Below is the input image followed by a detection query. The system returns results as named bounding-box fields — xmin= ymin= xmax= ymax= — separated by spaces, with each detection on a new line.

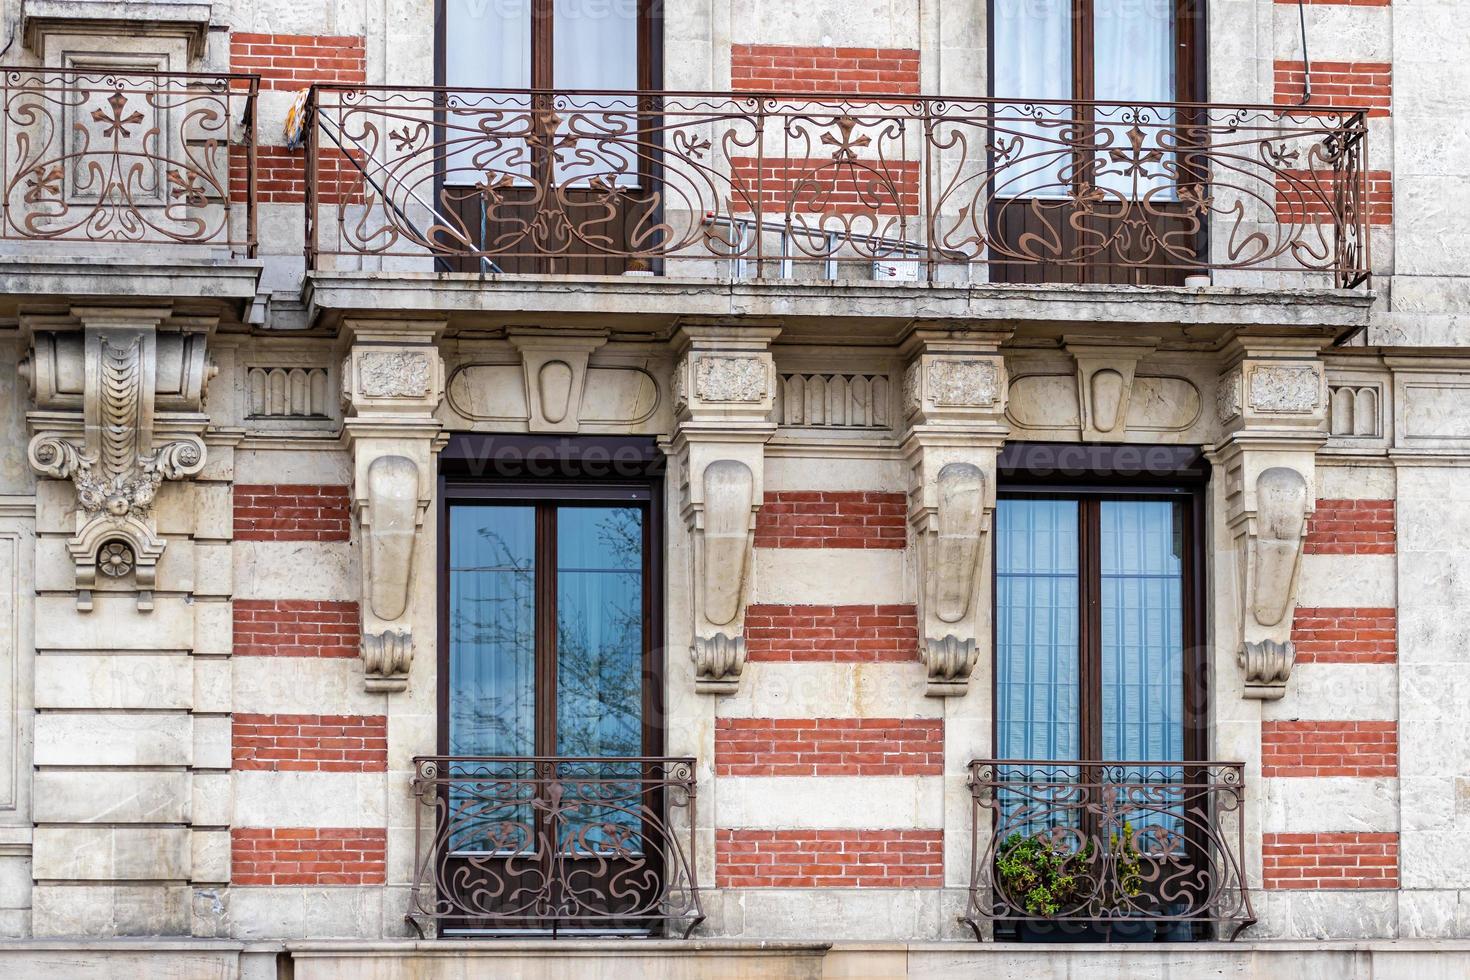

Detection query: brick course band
xmin=1304 ymin=499 xmax=1396 ymax=554
xmin=715 ymin=717 xmax=943 ymax=777
xmin=232 ymin=828 xmax=387 ymax=886
xmin=1274 ymin=61 xmax=1391 ymax=117
xmin=1292 ymin=607 xmax=1396 ymax=663
xmin=731 ymin=44 xmax=920 ymax=95
xmin=754 ymin=492 xmax=907 ymax=549
xmin=1261 ymin=721 xmax=1397 ymax=778
xmin=716 ymin=829 xmax=943 ymax=888
xmin=745 ymin=604 xmax=919 ymax=663
xmin=233 ymin=713 xmax=387 ymax=773
xmin=234 ymin=484 xmax=351 ymax=541
xmin=233 ymin=600 xmax=360 ymax=658
xmin=1262 ymin=832 xmax=1398 ymax=890
xmin=230 ymin=33 xmax=367 ymax=92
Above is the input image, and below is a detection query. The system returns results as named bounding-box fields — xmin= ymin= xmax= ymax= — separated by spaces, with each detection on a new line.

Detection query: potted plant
xmin=995 ymin=823 xmax=1154 ymax=943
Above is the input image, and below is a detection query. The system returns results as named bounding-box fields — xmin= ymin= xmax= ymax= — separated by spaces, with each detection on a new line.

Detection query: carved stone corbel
xmin=1237 ymin=466 xmax=1310 ymax=698
xmin=671 ymin=319 xmax=779 ymax=694
xmin=22 ymin=310 xmax=214 ymax=610
xmin=342 ymin=320 xmax=446 ymax=693
xmin=507 ymin=328 xmax=608 ymax=432
xmin=901 ymin=323 xmax=1010 ymax=697
xmin=1215 ymin=332 xmax=1327 ymax=700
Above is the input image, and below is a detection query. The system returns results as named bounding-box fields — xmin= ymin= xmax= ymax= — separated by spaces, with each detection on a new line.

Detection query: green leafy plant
xmin=996 ymin=823 xmax=1146 ymax=918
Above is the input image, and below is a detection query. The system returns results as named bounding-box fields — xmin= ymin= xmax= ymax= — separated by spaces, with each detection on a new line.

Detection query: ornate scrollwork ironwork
xmin=2 ymin=69 xmax=257 ymax=251
xmin=406 ymin=755 xmax=704 ymax=939
xmin=962 ymin=759 xmax=1256 ymax=941
xmin=306 ymin=86 xmax=1369 ymax=286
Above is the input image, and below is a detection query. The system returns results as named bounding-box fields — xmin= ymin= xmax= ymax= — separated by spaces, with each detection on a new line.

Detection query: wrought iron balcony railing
xmin=306 ymin=86 xmax=1369 ymax=288
xmin=963 ymin=760 xmax=1255 ymax=941
xmin=407 ymin=756 xmax=703 ymax=939
xmin=0 ymin=69 xmax=257 ymax=255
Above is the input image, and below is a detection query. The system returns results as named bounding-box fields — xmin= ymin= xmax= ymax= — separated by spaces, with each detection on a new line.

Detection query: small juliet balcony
xmin=406 ymin=756 xmax=704 ymax=939
xmin=0 ymin=67 xmax=257 ymax=255
xmin=963 ymin=760 xmax=1256 ymax=942
xmin=304 ymin=86 xmax=1371 ymax=292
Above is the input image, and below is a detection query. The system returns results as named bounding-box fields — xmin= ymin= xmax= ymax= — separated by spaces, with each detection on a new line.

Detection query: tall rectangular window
xmin=994 ymin=493 xmax=1194 ymax=763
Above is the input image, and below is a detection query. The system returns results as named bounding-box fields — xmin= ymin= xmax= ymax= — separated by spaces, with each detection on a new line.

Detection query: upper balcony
xmin=302 ymin=85 xmax=1374 ymax=335
xmin=0 ymin=67 xmax=261 ymax=310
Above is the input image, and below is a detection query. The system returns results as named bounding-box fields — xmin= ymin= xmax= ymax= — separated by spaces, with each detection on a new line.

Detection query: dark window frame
xmin=991 ymin=443 xmax=1210 ymax=765
xmin=436 ymin=435 xmax=667 ymax=762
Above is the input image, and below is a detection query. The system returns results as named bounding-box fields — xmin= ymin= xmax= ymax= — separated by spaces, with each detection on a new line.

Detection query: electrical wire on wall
xmin=1296 ymin=0 xmax=1312 ymax=104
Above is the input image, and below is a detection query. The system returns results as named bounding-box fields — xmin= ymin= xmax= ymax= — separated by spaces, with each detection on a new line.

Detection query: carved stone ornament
xmin=1215 ymin=369 xmax=1242 ymax=424
xmin=915 ymin=461 xmax=991 ymax=696
xmin=694 ymin=355 xmax=769 ymax=404
xmin=358 ymin=351 xmax=432 ymax=398
xmin=1248 ymin=364 xmax=1321 ymax=415
xmin=689 ymin=458 xmax=756 ymax=693
xmin=1240 ymin=466 xmax=1310 ymax=699
xmin=359 ymin=454 xmax=422 ymax=691
xmin=25 ymin=320 xmax=210 ymax=611
xmin=928 ymin=360 xmax=999 ymax=408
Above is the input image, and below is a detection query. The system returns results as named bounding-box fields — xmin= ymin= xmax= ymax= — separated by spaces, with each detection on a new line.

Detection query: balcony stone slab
xmin=0 ymin=257 xmax=262 ymax=320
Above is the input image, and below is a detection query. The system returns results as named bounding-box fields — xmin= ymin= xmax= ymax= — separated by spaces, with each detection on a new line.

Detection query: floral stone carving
xmin=1248 ymin=365 xmax=1320 ymax=414
xmin=694 ymin=356 xmax=768 ymax=403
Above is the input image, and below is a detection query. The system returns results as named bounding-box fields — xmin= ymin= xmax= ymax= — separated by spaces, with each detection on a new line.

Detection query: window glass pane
xmin=555 ymin=505 xmax=644 ymax=758
xmin=995 ymin=498 xmax=1080 ymax=760
xmin=448 ymin=505 xmax=537 ymax=758
xmin=445 ymin=0 xmax=532 ymax=88
xmin=1099 ymin=499 xmax=1183 ymax=761
xmin=991 ymin=0 xmax=1073 ymax=198
xmin=552 ymin=0 xmax=641 ymax=185
xmin=1093 ymin=0 xmax=1177 ymax=199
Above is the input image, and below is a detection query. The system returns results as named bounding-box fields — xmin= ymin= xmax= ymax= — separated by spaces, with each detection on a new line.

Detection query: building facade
xmin=0 ymin=0 xmax=1466 ymax=976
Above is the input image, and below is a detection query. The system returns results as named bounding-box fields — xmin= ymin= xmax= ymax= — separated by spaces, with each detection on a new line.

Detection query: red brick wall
xmin=1261 ymin=721 xmax=1397 ymax=778
xmin=731 ymin=44 xmax=921 ymax=95
xmin=1304 ymin=499 xmax=1396 ymax=554
xmin=230 ymin=33 xmax=366 ymax=92
xmin=729 ymin=158 xmax=920 ymax=216
xmin=1262 ymin=832 xmax=1398 ymax=890
xmin=233 ymin=600 xmax=360 ymax=658
xmin=233 ymin=714 xmax=387 ymax=773
xmin=754 ymin=492 xmax=907 ymax=549
xmin=1277 ymin=170 xmax=1393 ymax=227
xmin=234 ymin=485 xmax=351 ymax=542
xmin=715 ymin=718 xmax=943 ymax=777
xmin=745 ymin=604 xmax=918 ymax=663
xmin=1275 ymin=61 xmax=1391 ymax=117
xmin=1292 ymin=607 xmax=1397 ymax=663
xmin=231 ymin=146 xmax=367 ymax=206
xmin=716 ymin=829 xmax=943 ymax=888
xmin=232 ymin=828 xmax=387 ymax=886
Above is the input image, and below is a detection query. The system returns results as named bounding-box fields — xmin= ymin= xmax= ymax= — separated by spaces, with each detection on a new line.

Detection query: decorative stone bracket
xmin=901 ymin=324 xmax=1010 ymax=697
xmin=22 ymin=310 xmax=215 ymax=610
xmin=671 ymin=320 xmax=779 ymax=694
xmin=342 ymin=321 xmax=446 ymax=693
xmin=1215 ymin=337 xmax=1327 ymax=700
xmin=1064 ymin=336 xmax=1159 ymax=442
xmin=1235 ymin=466 xmax=1312 ymax=699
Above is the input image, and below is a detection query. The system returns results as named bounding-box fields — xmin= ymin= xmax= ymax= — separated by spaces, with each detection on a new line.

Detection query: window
xmin=987 ymin=0 xmax=1206 ymax=284
xmin=438 ymin=0 xmax=662 ymax=274
xmin=994 ymin=493 xmax=1201 ymax=763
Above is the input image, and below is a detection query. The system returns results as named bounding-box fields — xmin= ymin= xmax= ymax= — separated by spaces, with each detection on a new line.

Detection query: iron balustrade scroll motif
xmin=963 ymin=760 xmax=1255 ymax=941
xmin=407 ymin=756 xmax=704 ymax=938
xmin=0 ymin=69 xmax=257 ymax=252
xmin=306 ymin=86 xmax=1369 ymax=287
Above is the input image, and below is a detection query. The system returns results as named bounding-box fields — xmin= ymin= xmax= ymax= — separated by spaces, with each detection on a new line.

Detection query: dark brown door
xmin=437 ymin=0 xmax=662 ymax=273
xmin=987 ymin=0 xmax=1205 ymax=284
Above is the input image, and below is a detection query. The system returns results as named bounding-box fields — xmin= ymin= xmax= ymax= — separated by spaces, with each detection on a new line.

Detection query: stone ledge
xmin=22 ymin=0 xmax=215 ymax=58
xmin=0 ymin=256 xmax=262 ymax=315
xmin=304 ymin=272 xmax=1374 ymax=338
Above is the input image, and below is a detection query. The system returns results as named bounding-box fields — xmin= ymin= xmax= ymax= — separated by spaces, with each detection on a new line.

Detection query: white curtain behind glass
xmin=554 ymin=0 xmax=640 ymax=185
xmin=1093 ymin=0 xmax=1176 ymax=198
xmin=992 ymin=0 xmax=1072 ymax=198
xmin=444 ymin=0 xmax=532 ymax=185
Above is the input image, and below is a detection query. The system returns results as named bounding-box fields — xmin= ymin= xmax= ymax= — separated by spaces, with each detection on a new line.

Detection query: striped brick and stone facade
xmin=0 ymin=0 xmax=1466 ymax=977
